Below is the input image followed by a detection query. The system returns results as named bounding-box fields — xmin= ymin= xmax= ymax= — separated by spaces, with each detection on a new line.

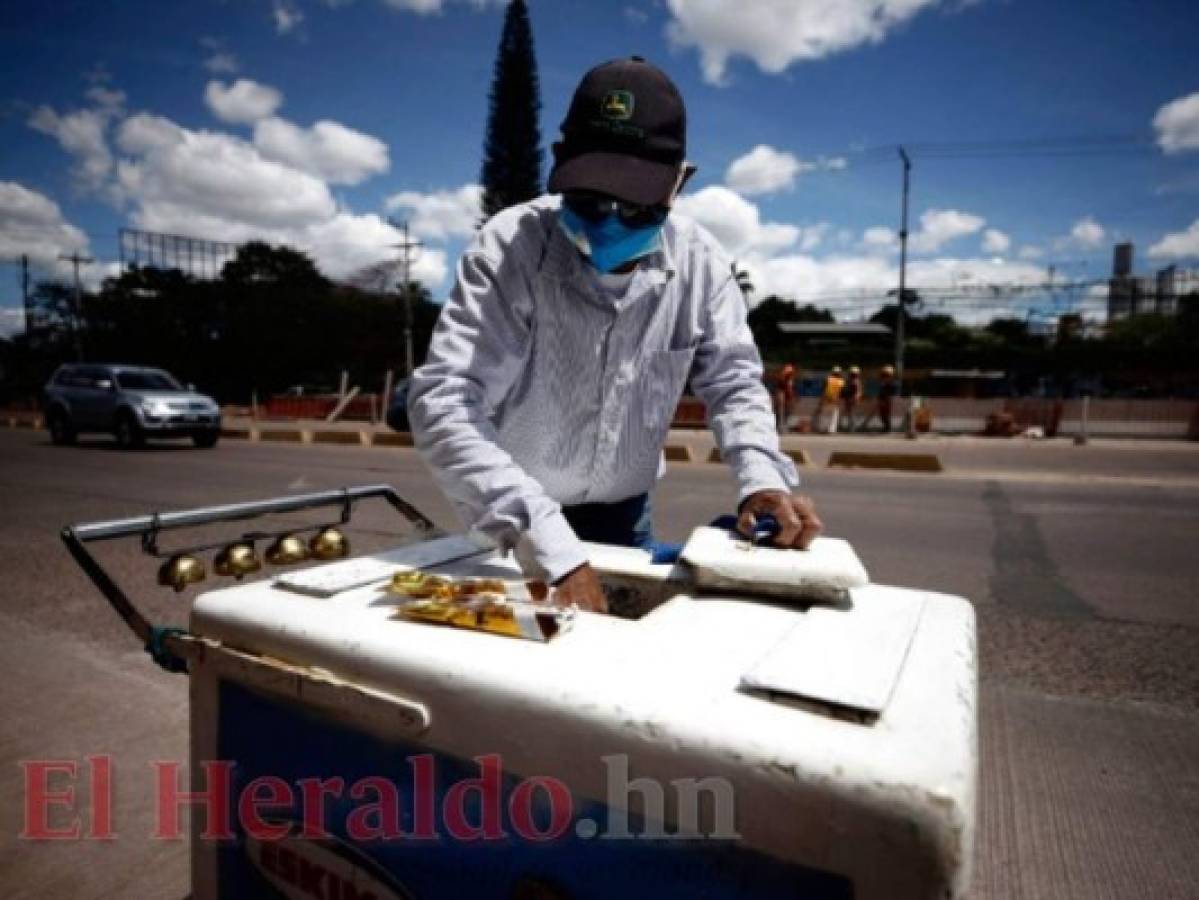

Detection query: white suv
xmin=43 ymin=364 xmax=222 ymax=449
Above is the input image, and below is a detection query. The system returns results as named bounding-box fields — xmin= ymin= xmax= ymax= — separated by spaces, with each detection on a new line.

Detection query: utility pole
xmin=20 ymin=254 xmax=31 ymax=338
xmin=387 ymin=218 xmax=423 ymax=378
xmin=894 ymin=147 xmax=916 ymax=438
xmin=59 ymin=251 xmax=93 ymax=362
xmin=894 ymin=147 xmax=911 ymax=390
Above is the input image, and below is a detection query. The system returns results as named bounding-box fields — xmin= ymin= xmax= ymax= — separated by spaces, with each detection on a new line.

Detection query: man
xmin=815 ymin=366 xmax=844 ymax=433
xmin=776 ymin=362 xmax=796 ymax=433
xmin=408 ymin=57 xmax=822 ymax=614
xmin=877 ymin=365 xmax=897 ymax=433
xmin=841 ymin=365 xmax=863 ymax=433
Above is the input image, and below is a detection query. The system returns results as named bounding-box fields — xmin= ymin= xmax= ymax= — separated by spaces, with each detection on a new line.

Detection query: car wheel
xmin=193 ymin=431 xmax=219 ymax=449
xmin=114 ymin=411 xmax=144 ymax=449
xmin=47 ymin=409 xmax=75 ymax=445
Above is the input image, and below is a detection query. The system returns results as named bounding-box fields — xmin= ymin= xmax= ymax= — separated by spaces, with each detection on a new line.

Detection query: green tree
xmin=748 ymin=296 xmax=834 ymax=361
xmin=479 ymin=0 xmax=543 ymax=221
xmin=220 ymin=241 xmax=327 ymax=288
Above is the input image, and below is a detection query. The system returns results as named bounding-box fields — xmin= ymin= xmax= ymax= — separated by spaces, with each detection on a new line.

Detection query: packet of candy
xmin=387 ymin=570 xmax=571 ymax=641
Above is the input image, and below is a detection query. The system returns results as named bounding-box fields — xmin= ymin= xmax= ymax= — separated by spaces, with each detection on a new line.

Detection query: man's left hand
xmin=737 ymin=490 xmax=823 ymax=550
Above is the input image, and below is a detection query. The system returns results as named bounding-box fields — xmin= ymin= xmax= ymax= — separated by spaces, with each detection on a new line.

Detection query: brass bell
xmin=309 ymin=527 xmax=349 ymax=560
xmin=266 ymin=534 xmax=309 ymax=565
xmin=213 ymin=542 xmax=262 ymax=579
xmin=157 ymin=554 xmax=206 ymax=592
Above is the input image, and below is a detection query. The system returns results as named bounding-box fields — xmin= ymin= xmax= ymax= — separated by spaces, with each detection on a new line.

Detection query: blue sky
xmin=2 ymin=0 xmax=1198 ymax=334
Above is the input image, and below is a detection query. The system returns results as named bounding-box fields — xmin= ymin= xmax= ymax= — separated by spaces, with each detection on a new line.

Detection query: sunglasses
xmin=563 ymin=192 xmax=670 ymax=229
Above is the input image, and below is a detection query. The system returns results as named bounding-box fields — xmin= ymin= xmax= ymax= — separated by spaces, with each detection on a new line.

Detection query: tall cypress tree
xmin=479 ymin=0 xmax=543 ymax=221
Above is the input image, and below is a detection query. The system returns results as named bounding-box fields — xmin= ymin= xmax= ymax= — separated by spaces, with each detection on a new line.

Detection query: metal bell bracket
xmin=138 ymin=489 xmax=357 ymax=561
xmin=62 ymin=485 xmax=440 ymax=674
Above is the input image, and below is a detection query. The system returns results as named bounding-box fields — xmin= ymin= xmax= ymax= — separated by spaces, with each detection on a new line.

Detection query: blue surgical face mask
xmin=558 ymin=205 xmax=665 ymax=274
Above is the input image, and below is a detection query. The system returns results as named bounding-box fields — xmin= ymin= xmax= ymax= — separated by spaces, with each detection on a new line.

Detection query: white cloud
xmin=84 ymin=86 xmax=126 ymax=114
xmin=743 ymin=251 xmax=1048 ymax=324
xmin=1148 ymin=219 xmax=1199 ymax=259
xmin=674 ymin=188 xmax=1049 ymax=323
xmin=674 ymin=185 xmax=802 ymax=255
xmin=200 ymin=36 xmax=239 ymax=73
xmin=1068 ymin=216 xmax=1105 ymax=249
xmin=861 ymin=226 xmax=897 ymax=251
xmin=981 ymin=228 xmax=1011 ymax=254
xmin=26 ymin=81 xmax=436 ymax=287
xmin=205 ymin=79 xmax=283 ymax=125
xmin=0 ymin=181 xmax=89 ymax=267
xmin=797 ymin=222 xmax=830 ymax=252
xmin=110 ymin=114 xmax=435 ymax=283
xmin=205 ymin=52 xmax=239 ymax=74
xmin=380 ymin=0 xmax=505 ymax=13
xmin=725 ymin=145 xmax=801 ymax=195
xmin=1153 ymin=91 xmax=1199 ymax=154
xmin=116 ymin=114 xmax=186 ymax=155
xmin=304 ymin=212 xmax=449 ymax=284
xmin=1018 ymin=245 xmax=1044 ymax=260
xmin=274 ymin=0 xmax=305 ymax=33
xmin=28 ymin=105 xmax=116 ymax=191
xmin=116 ymin=115 xmax=336 ymax=229
xmin=385 ymin=184 xmax=483 ymax=240
xmin=253 ymin=117 xmax=389 ymax=185
xmin=665 ymin=0 xmax=947 ymax=84
xmin=724 ymin=146 xmax=848 ymax=195
xmin=909 ymin=208 xmax=986 ymax=254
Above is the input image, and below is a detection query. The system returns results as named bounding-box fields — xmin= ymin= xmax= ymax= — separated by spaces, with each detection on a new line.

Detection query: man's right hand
xmin=552 ymin=563 xmax=608 ymax=614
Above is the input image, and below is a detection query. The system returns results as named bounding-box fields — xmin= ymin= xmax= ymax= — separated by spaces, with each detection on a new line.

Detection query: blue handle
xmin=708 ymin=513 xmax=781 ymax=545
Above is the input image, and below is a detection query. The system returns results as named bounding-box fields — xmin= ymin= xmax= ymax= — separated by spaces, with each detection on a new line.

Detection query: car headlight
xmin=141 ymin=400 xmax=171 ymax=416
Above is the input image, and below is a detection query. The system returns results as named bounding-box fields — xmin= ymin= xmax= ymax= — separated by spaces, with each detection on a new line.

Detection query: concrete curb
xmin=372 ymin=432 xmax=415 ymax=448
xmin=710 ymin=447 xmax=812 ymax=467
xmin=0 ymin=417 xmax=920 ymax=473
xmin=827 ymin=451 xmax=943 ymax=473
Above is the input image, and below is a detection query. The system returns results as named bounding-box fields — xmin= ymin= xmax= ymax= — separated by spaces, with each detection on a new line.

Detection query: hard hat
xmin=882 ymin=365 xmax=895 ymax=375
xmin=850 ymin=366 xmax=861 ymax=374
xmin=831 ymin=366 xmax=842 ymax=374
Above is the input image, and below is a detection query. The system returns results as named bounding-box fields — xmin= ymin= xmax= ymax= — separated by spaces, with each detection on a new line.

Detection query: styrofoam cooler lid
xmin=680 ymin=527 xmax=870 ymax=603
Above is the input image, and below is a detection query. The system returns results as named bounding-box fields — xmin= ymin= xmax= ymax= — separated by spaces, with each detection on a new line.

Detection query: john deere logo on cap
xmin=601 ymin=90 xmax=634 ymax=121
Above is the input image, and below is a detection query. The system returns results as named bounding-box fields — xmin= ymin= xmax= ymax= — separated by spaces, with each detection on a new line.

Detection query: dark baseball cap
xmin=548 ymin=56 xmax=687 ymax=206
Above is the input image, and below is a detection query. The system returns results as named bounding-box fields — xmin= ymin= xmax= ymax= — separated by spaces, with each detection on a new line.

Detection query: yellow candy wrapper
xmin=387 ymin=570 xmax=572 ymax=642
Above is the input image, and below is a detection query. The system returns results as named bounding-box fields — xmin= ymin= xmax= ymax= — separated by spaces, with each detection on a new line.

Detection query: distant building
xmin=1108 ymin=243 xmax=1199 ymax=320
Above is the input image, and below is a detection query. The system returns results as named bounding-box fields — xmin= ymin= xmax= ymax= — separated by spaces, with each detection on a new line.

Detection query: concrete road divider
xmin=373 ymin=432 xmax=415 ymax=448
xmin=312 ymin=430 xmax=362 ymax=446
xmin=258 ymin=428 xmax=305 ymax=443
xmin=827 ymin=451 xmax=943 ymax=473
xmin=709 ymin=447 xmax=811 ymax=466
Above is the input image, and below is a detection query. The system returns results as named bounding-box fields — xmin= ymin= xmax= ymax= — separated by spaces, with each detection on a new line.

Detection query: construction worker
xmin=842 ymin=366 xmax=863 ymax=433
xmin=877 ymin=365 xmax=897 ymax=433
xmin=778 ymin=362 xmax=796 ymax=432
xmin=814 ymin=366 xmax=844 ymax=433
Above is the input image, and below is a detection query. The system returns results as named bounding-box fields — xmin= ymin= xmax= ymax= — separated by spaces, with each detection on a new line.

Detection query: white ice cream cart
xmin=64 ymin=484 xmax=977 ymax=900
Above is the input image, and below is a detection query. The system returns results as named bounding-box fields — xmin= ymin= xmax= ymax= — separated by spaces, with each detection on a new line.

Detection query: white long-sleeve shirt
xmin=408 ymin=196 xmax=798 ymax=582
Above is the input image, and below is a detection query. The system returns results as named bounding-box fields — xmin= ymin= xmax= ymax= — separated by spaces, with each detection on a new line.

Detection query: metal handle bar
xmin=61 ymin=484 xmax=439 ymax=673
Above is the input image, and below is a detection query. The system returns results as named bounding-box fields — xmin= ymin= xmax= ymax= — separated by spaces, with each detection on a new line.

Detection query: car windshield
xmin=114 ymin=370 xmax=183 ymax=391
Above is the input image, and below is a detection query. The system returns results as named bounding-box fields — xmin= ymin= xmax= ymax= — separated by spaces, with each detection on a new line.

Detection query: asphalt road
xmin=1 ymin=426 xmax=1197 ymax=899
